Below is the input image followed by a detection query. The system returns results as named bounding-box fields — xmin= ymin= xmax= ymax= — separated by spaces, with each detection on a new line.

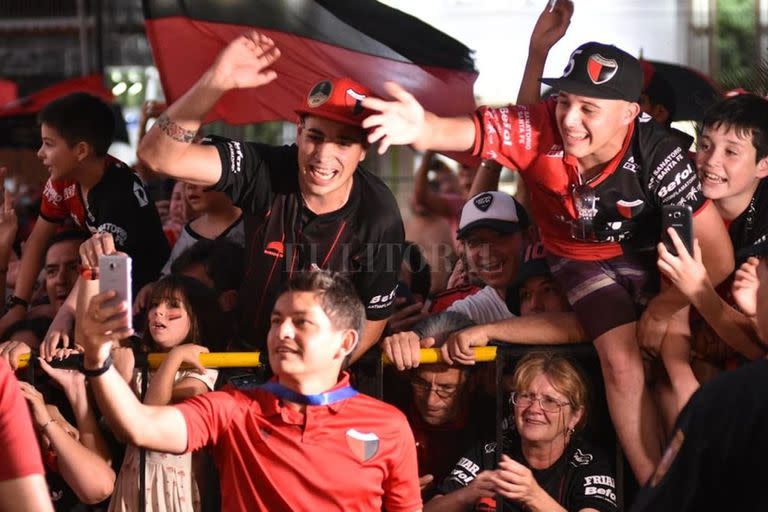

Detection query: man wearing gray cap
xmin=362 ymin=39 xmax=733 ymax=484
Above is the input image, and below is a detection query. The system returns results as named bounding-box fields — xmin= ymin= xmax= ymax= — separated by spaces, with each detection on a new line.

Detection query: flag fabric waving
xmin=142 ymin=0 xmax=478 ymax=125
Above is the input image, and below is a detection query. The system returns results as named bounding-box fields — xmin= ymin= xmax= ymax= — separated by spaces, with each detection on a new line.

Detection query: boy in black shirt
xmin=0 ymin=92 xmax=168 ymax=351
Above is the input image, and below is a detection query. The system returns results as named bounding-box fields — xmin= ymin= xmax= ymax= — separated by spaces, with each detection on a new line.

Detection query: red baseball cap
xmin=295 ymin=77 xmax=374 ymax=128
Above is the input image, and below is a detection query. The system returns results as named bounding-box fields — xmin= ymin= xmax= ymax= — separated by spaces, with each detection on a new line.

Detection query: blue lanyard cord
xmin=261 ymin=381 xmax=358 ymax=405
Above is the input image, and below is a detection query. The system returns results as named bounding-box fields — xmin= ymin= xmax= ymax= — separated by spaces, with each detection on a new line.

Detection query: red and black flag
xmin=142 ymin=0 xmax=478 ymax=125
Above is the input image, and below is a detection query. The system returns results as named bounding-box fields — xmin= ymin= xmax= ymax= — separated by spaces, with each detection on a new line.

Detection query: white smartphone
xmin=99 ymin=254 xmax=133 ymax=329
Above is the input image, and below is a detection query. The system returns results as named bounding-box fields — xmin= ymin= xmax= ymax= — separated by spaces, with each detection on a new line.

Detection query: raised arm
xmin=137 ymin=31 xmax=280 ymax=186
xmin=516 ymin=0 xmax=574 ymax=105
xmin=77 ymin=288 xmax=189 ymax=454
xmin=639 ymin=202 xmax=734 ymax=353
xmin=657 ymin=231 xmax=764 ymax=359
xmin=443 ymin=312 xmax=586 ymax=365
xmin=18 ymin=381 xmax=115 ymax=504
xmin=362 ymin=82 xmax=475 ymax=155
xmin=0 ymin=217 xmax=58 ymax=334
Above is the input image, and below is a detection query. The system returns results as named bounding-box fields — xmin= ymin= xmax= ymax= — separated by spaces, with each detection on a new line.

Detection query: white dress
xmin=108 ymin=368 xmax=218 ymax=512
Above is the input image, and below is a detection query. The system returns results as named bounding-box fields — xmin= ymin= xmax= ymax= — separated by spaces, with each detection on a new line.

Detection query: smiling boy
xmin=0 ymin=92 xmax=168 ymax=337
xmin=361 ymin=41 xmax=733 ymax=484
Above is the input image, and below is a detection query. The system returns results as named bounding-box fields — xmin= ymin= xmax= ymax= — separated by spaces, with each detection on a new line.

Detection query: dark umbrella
xmin=0 ymin=74 xmax=129 ymax=149
xmin=640 ymin=59 xmax=721 ymax=122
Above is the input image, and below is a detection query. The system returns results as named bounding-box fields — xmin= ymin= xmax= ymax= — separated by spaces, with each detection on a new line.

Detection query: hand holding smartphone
xmin=661 ymin=205 xmax=694 ymax=256
xmin=99 ymin=254 xmax=133 ymax=330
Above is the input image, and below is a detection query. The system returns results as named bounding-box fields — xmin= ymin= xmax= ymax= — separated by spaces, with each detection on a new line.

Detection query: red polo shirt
xmin=176 ymin=373 xmax=422 ymax=511
xmin=0 ymin=359 xmax=45 ymax=481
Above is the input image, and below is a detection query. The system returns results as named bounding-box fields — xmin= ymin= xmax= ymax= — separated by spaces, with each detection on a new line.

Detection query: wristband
xmin=79 ymin=354 xmax=113 ymax=377
xmin=5 ymin=294 xmax=28 ymax=310
xmin=78 ymin=265 xmax=100 ymax=280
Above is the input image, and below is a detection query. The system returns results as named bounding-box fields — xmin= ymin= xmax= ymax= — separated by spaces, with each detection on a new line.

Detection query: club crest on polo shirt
xmin=587 ymin=54 xmax=618 ymax=84
xmin=346 ymin=428 xmax=379 ymax=462
xmin=473 ymin=193 xmax=494 ymax=212
xmin=307 ymin=80 xmax=333 ymax=108
xmin=616 ymin=198 xmax=645 ymax=219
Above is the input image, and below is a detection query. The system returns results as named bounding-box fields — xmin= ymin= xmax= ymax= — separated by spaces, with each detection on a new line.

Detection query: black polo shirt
xmin=632 ymin=358 xmax=768 ymax=511
xmin=208 ymin=137 xmax=404 ymax=348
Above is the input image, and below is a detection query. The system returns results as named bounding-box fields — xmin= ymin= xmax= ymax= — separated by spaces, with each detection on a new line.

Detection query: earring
xmin=567 ymin=427 xmax=575 ymax=436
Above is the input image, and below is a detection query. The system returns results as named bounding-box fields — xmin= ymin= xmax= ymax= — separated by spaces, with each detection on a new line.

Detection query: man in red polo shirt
xmin=77 ymin=269 xmax=422 ymax=512
xmin=361 ymin=42 xmax=733 ymax=484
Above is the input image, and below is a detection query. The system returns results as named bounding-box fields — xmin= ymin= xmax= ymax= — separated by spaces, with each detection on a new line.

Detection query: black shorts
xmin=547 ymin=252 xmax=659 ymax=340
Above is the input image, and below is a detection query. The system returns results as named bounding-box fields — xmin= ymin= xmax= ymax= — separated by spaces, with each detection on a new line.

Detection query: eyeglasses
xmin=410 ymin=378 xmax=459 ymax=400
xmin=510 ymin=392 xmax=570 ymax=413
xmin=570 ymin=184 xmax=598 ymax=241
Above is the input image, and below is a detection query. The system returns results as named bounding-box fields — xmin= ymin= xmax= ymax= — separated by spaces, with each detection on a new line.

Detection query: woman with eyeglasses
xmin=424 ymin=352 xmax=617 ymax=512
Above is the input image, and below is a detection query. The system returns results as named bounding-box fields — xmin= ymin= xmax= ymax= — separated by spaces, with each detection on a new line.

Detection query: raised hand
xmin=656 ymin=231 xmax=710 ymax=303
xmin=362 ymin=82 xmax=426 ymax=155
xmin=79 ymin=291 xmax=134 ymax=357
xmin=732 ymin=256 xmax=760 ymax=318
xmin=529 ymin=0 xmax=574 ymax=55
xmin=209 ymin=31 xmax=281 ymax=91
xmin=79 ymin=232 xmax=117 ymax=269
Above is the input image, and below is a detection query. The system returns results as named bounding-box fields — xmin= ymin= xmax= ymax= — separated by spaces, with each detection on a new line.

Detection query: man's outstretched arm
xmin=362 ymin=82 xmax=475 ymax=155
xmin=77 ymin=284 xmax=188 ymax=454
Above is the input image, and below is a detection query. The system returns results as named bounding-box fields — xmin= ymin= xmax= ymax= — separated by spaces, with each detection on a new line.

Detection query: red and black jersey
xmin=472 ymin=99 xmax=707 ymax=261
xmin=39 ymin=157 xmax=169 ymax=293
xmin=207 ymin=137 xmax=404 ymax=349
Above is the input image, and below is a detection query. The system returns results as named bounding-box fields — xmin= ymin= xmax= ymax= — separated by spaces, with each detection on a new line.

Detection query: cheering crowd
xmin=3 ymin=1 xmax=768 ymax=511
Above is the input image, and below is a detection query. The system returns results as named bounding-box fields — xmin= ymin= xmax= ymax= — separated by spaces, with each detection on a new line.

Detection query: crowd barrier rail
xmin=16 ymin=343 xmax=624 ymax=510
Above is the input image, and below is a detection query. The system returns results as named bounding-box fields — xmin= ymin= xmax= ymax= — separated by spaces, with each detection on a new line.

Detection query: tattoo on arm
xmin=156 ymin=113 xmax=197 ymax=144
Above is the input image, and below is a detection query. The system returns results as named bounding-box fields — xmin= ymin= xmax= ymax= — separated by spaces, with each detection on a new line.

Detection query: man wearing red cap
xmin=361 ymin=37 xmax=734 ymax=484
xmin=139 ymin=32 xmax=404 ymax=360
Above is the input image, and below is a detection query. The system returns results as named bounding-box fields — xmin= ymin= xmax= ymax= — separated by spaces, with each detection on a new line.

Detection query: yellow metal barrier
xmin=16 ymin=346 xmax=497 ymax=369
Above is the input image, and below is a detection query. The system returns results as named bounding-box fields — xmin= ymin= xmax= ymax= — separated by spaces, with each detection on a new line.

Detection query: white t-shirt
xmin=447 ymin=285 xmax=516 ymax=325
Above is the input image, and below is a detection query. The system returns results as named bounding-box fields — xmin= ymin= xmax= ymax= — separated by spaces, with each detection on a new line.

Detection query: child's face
xmin=185 ymin=183 xmax=231 ymax=213
xmin=168 ymin=182 xmax=187 ymax=224
xmin=696 ymin=124 xmax=767 ymax=202
xmin=148 ymin=294 xmax=191 ymax=350
xmin=37 ymin=123 xmax=80 ymax=180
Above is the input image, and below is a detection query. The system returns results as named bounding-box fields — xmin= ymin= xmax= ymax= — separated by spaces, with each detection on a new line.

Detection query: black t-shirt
xmin=39 ymin=159 xmax=169 ymax=294
xmin=632 ymin=358 xmax=768 ymax=511
xmin=208 ymin=137 xmax=405 ymax=348
xmin=439 ymin=431 xmax=618 ymax=511
xmin=731 ymin=178 xmax=768 ymax=264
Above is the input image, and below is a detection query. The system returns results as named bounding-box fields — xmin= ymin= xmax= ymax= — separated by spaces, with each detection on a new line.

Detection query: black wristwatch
xmin=79 ymin=355 xmax=113 ymax=377
xmin=5 ymin=294 xmax=29 ymax=311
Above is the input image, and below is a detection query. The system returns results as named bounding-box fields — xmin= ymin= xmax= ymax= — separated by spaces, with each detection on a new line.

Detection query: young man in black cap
xmin=138 ymin=31 xmax=404 ymax=360
xmin=362 ymin=37 xmax=733 ymax=483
